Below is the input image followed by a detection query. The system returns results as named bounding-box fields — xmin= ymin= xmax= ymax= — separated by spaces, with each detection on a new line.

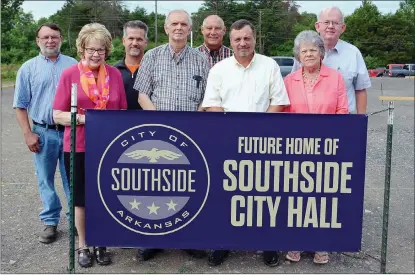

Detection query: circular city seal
xmin=98 ymin=124 xmax=210 ymax=235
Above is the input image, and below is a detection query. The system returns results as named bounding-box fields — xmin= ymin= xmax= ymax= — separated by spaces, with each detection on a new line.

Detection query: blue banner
xmin=85 ymin=110 xmax=367 ymax=251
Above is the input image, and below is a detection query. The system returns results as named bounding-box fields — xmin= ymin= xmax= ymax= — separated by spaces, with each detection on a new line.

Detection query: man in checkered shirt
xmin=134 ymin=9 xmax=210 ymax=111
xmin=196 ymin=15 xmax=233 ymax=67
xmin=132 ymin=9 xmax=210 ymax=261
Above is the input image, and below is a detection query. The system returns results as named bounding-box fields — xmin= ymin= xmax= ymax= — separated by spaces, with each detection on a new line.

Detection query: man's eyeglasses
xmin=38 ymin=36 xmax=61 ymax=41
xmin=320 ymin=21 xmax=343 ymax=27
xmin=85 ymin=48 xmax=106 ymax=55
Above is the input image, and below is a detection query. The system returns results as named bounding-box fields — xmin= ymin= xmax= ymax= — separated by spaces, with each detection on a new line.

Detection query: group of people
xmin=12 ymin=5 xmax=371 ymax=269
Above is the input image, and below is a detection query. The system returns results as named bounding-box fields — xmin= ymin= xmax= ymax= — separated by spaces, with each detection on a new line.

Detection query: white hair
xmin=318 ymin=6 xmax=345 ymax=23
xmin=165 ymin=9 xmax=192 ymax=27
xmin=202 ymin=15 xmax=225 ymax=29
xmin=293 ymin=30 xmax=325 ymax=62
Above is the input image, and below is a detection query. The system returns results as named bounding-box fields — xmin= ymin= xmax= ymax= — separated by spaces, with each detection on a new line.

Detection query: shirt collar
xmin=167 ymin=44 xmax=189 ymax=60
xmin=328 ymin=39 xmax=343 ymax=53
xmin=202 ymin=44 xmax=224 ymax=54
xmin=232 ymin=52 xmax=257 ymax=68
xmin=39 ymin=52 xmax=61 ymax=62
xmin=292 ymin=63 xmax=330 ymax=81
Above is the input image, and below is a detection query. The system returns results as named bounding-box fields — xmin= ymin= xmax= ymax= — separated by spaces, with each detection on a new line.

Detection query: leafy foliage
xmin=1 ymin=0 xmax=414 ymax=68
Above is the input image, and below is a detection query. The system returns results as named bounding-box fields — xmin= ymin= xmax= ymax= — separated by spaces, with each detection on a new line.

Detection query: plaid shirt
xmin=196 ymin=44 xmax=233 ymax=67
xmin=134 ymin=44 xmax=210 ymax=111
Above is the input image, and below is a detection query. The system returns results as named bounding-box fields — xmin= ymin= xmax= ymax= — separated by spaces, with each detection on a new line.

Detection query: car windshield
xmin=274 ymin=58 xmax=294 ymax=66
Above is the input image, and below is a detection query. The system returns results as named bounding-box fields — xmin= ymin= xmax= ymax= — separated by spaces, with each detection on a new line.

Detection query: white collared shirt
xmin=202 ymin=53 xmax=290 ymax=112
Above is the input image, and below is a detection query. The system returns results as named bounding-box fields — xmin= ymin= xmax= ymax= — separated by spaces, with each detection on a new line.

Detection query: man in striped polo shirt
xmin=13 ymin=23 xmax=77 ymax=244
xmin=196 ymin=15 xmax=233 ymax=67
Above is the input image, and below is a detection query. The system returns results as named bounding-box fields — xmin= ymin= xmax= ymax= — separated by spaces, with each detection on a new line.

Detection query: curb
xmin=1 ymin=84 xmax=15 ymax=89
xmin=405 ymin=76 xmax=415 ymax=79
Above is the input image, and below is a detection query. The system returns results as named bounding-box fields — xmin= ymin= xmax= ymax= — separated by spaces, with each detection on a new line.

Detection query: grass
xmin=1 ymin=63 xmax=20 ymax=87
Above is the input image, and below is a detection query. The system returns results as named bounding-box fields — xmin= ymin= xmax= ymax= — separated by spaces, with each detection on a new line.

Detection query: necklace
xmin=302 ymin=68 xmax=320 ymax=84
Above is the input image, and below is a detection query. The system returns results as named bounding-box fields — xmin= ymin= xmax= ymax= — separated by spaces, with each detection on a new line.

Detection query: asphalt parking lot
xmin=1 ymin=77 xmax=414 ymax=273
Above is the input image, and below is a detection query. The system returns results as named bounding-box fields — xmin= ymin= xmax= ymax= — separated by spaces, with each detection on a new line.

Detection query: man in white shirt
xmin=202 ymin=19 xmax=289 ymax=113
xmin=201 ymin=19 xmax=289 ymax=267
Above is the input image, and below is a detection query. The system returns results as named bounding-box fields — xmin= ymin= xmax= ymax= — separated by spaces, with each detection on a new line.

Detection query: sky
xmin=22 ymin=1 xmax=401 ymax=21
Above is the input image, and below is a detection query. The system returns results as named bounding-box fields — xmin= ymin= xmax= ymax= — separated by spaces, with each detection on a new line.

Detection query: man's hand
xmin=25 ymin=132 xmax=40 ymax=153
xmin=206 ymin=107 xmax=224 ymax=112
xmin=138 ymin=94 xmax=157 ymax=110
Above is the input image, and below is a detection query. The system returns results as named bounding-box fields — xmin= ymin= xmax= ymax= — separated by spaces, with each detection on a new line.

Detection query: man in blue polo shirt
xmin=13 ymin=23 xmax=77 ymax=244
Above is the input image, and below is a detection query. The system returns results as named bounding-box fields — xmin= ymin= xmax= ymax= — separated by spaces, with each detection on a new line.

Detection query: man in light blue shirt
xmin=292 ymin=6 xmax=371 ymax=114
xmin=13 ymin=23 xmax=77 ymax=244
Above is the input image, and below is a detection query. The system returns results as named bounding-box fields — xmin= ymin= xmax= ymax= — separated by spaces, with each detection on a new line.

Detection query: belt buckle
xmin=55 ymin=124 xmax=59 ymax=131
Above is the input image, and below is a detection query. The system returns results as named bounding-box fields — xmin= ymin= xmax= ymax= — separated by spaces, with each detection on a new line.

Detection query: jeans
xmin=32 ymin=124 xmax=70 ymax=226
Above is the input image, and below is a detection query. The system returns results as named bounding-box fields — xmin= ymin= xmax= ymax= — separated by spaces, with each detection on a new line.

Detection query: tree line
xmin=1 ymin=0 xmax=414 ymax=68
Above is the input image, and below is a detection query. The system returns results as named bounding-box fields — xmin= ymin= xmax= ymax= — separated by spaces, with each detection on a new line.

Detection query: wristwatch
xmin=76 ymin=114 xmax=81 ymax=125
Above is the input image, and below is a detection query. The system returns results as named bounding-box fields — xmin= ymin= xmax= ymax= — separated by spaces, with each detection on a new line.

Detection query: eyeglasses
xmin=38 ymin=36 xmax=61 ymax=41
xmin=320 ymin=21 xmax=343 ymax=27
xmin=85 ymin=48 xmax=106 ymax=55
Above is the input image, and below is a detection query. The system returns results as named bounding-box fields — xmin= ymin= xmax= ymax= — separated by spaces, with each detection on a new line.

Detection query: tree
xmin=1 ymin=10 xmax=38 ymax=63
xmin=1 ymin=0 xmax=25 ymax=58
xmin=1 ymin=0 xmax=24 ymax=33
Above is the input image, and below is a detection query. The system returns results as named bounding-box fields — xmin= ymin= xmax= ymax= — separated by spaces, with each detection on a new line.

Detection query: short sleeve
xmin=354 ymin=50 xmax=371 ymax=91
xmin=201 ymin=65 xmax=222 ymax=108
xmin=13 ymin=63 xmax=31 ymax=109
xmin=269 ymin=61 xmax=290 ymax=106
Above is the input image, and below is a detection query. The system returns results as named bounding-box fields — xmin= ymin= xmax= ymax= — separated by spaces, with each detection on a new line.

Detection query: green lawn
xmin=1 ymin=63 xmax=19 ymax=88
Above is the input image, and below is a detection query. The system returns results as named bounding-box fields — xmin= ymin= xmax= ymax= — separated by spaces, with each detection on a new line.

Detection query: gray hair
xmin=318 ymin=6 xmax=345 ymax=24
xmin=165 ymin=9 xmax=192 ymax=27
xmin=123 ymin=20 xmax=149 ymax=40
xmin=293 ymin=30 xmax=325 ymax=61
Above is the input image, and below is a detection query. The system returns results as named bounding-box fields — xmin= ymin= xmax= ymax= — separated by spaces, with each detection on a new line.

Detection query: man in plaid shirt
xmin=196 ymin=15 xmax=233 ymax=67
xmin=134 ymin=9 xmax=210 ymax=112
xmin=132 ymin=9 xmax=210 ymax=261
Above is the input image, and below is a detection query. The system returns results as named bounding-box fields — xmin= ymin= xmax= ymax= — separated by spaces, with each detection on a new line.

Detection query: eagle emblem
xmin=124 ymin=148 xmax=182 ymax=163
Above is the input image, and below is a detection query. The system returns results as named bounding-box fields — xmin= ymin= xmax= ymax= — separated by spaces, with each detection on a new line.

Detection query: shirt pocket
xmin=186 ymin=75 xmax=204 ymax=104
xmin=254 ymin=83 xmax=270 ymax=103
xmin=341 ymin=71 xmax=356 ymax=90
xmin=252 ymin=83 xmax=270 ymax=115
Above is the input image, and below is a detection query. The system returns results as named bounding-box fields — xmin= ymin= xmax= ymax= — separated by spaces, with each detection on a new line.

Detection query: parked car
xmin=385 ymin=64 xmax=404 ymax=77
xmin=368 ymin=67 xmax=386 ymax=77
xmin=388 ymin=64 xmax=415 ymax=77
xmin=271 ymin=56 xmax=295 ymax=77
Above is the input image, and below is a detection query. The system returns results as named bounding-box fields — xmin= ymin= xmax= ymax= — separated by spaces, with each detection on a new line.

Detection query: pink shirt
xmin=53 ymin=64 xmax=127 ymax=152
xmin=283 ymin=64 xmax=348 ymax=114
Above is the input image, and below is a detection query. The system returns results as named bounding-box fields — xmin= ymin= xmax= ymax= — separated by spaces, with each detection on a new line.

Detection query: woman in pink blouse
xmin=283 ymin=30 xmax=348 ymax=115
xmin=52 ymin=23 xmax=127 ymax=268
xmin=284 ymin=30 xmax=348 ymax=264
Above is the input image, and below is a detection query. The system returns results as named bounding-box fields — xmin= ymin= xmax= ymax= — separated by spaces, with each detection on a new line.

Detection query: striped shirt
xmin=196 ymin=44 xmax=233 ymax=67
xmin=134 ymin=44 xmax=210 ymax=111
xmin=13 ymin=53 xmax=78 ymax=125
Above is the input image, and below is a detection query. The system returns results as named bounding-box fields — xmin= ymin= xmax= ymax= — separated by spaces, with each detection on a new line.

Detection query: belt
xmin=33 ymin=121 xmax=65 ymax=132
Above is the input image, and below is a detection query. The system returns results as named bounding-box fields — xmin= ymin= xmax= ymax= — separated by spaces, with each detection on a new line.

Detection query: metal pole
xmin=68 ymin=83 xmax=77 ymax=274
xmin=380 ymin=101 xmax=394 ymax=274
xmin=155 ymin=0 xmax=158 ymax=46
